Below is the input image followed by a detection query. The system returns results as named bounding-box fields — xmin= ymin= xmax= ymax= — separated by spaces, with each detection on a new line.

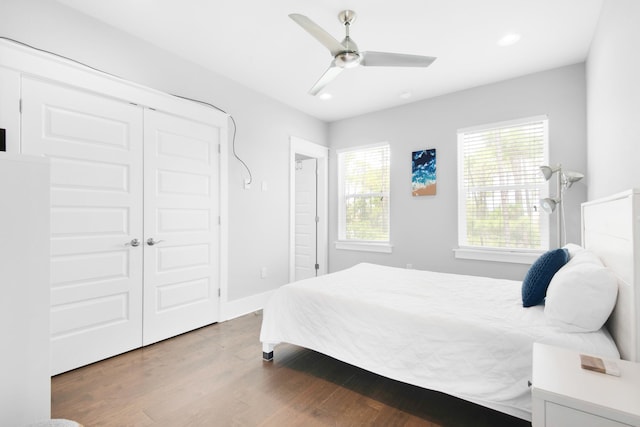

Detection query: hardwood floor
xmin=52 ymin=312 xmax=531 ymax=426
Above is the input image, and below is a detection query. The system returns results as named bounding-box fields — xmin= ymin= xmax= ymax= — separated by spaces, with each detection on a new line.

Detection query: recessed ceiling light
xmin=400 ymin=91 xmax=412 ymax=99
xmin=319 ymin=93 xmax=332 ymax=100
xmin=498 ymin=33 xmax=521 ymax=47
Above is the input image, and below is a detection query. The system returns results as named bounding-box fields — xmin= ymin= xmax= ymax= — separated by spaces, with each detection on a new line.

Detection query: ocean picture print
xmin=412 ymin=148 xmax=436 ymax=196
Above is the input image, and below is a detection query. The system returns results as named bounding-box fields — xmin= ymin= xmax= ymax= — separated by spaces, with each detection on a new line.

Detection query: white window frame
xmin=454 ymin=115 xmax=550 ymax=264
xmin=335 ymin=142 xmax=392 ymax=253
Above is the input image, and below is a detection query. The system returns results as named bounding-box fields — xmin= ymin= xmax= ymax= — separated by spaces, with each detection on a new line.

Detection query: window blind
xmin=338 ymin=143 xmax=390 ymax=242
xmin=458 ymin=118 xmax=548 ymax=250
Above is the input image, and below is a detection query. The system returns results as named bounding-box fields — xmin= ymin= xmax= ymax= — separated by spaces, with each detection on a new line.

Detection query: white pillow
xmin=562 ymin=243 xmax=584 ymax=258
xmin=545 ymin=261 xmax=618 ymax=332
xmin=561 ymin=243 xmax=606 ymax=265
xmin=567 ymin=247 xmax=604 ymax=266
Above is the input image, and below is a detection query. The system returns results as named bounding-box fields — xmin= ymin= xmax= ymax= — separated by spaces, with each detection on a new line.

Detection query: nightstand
xmin=531 ymin=343 xmax=640 ymax=427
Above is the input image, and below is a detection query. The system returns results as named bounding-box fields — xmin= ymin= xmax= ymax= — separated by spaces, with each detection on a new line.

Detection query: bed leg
xmin=262 ymin=343 xmax=275 ymax=361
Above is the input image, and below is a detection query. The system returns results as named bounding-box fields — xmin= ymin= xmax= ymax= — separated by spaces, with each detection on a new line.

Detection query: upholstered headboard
xmin=582 ymin=189 xmax=640 ymax=362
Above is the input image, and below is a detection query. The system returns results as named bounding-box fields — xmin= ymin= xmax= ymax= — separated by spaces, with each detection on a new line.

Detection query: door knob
xmin=125 ymin=238 xmax=140 ymax=247
xmin=146 ymin=237 xmax=165 ymax=246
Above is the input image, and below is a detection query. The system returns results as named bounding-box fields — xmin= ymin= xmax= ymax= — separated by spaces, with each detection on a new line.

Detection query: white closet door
xmin=142 ymin=109 xmax=220 ymax=345
xmin=295 ymin=158 xmax=318 ymax=280
xmin=22 ymin=78 xmax=144 ymax=375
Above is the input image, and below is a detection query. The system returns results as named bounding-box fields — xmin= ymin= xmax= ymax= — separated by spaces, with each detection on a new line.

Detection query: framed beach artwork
xmin=412 ymin=148 xmax=436 ymax=196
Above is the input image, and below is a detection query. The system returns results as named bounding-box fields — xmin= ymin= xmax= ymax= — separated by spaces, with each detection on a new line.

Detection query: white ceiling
xmin=54 ymin=0 xmax=604 ymax=122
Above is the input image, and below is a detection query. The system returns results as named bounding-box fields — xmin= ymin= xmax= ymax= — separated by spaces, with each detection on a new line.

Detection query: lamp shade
xmin=563 ymin=170 xmax=584 ymax=188
xmin=540 ymin=197 xmax=560 ymax=213
xmin=540 ymin=165 xmax=561 ymax=181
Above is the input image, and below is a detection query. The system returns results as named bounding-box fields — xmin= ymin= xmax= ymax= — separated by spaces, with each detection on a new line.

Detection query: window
xmin=336 ymin=143 xmax=391 ymax=252
xmin=456 ymin=116 xmax=549 ymax=263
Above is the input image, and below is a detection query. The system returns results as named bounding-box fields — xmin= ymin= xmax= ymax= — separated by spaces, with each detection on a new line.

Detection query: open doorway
xmin=290 ymin=136 xmax=328 ymax=283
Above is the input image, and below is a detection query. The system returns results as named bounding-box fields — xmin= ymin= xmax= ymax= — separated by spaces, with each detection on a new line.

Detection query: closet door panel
xmin=22 ymin=78 xmax=144 ymax=375
xmin=143 ymin=109 xmax=220 ymax=345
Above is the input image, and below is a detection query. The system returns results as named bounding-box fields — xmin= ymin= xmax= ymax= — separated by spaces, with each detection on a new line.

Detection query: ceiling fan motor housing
xmin=335 ymin=36 xmax=360 ymax=68
xmin=335 ymin=51 xmax=361 ymax=68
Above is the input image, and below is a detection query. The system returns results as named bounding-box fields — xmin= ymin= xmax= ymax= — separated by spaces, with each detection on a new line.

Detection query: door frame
xmin=289 ymin=136 xmax=328 ymax=282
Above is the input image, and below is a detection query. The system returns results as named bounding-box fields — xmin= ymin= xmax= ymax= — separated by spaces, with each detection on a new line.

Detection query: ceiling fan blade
xmin=309 ymin=61 xmax=344 ymax=95
xmin=361 ymin=51 xmax=436 ymax=67
xmin=289 ymin=13 xmax=344 ymax=56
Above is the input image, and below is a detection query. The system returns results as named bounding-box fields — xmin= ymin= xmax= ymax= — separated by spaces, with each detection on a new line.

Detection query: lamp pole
xmin=540 ymin=163 xmax=583 ymax=249
xmin=556 ymin=169 xmax=564 ymax=248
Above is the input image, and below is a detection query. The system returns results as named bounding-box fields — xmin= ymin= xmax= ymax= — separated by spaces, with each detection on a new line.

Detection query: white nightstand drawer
xmin=546 ymin=402 xmax=633 ymax=427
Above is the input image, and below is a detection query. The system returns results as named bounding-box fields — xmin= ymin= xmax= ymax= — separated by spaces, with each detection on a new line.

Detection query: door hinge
xmin=218 ymin=288 xmax=221 ymax=297
xmin=315 ymin=263 xmax=319 ymax=270
xmin=315 ymin=216 xmax=320 ymax=223
xmin=19 ymin=99 xmax=22 ymax=113
xmin=218 ymin=144 xmax=221 ymax=153
xmin=218 ymin=216 xmax=221 ymax=225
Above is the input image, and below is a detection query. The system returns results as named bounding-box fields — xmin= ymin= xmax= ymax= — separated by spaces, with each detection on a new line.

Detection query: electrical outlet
xmin=243 ymin=178 xmax=251 ymax=190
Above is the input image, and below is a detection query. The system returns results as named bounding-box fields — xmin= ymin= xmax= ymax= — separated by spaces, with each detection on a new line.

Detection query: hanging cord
xmin=170 ymin=95 xmax=252 ymax=184
xmin=229 ymin=115 xmax=252 ymax=184
xmin=0 ymin=36 xmax=123 ymax=77
xmin=0 ymin=36 xmax=253 ymax=184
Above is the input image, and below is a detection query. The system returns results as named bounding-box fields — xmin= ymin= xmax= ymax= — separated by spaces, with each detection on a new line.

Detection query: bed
xmin=260 ymin=189 xmax=639 ymax=421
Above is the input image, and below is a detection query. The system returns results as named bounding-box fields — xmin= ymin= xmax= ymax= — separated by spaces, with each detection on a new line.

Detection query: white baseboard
xmin=220 ymin=290 xmax=275 ymax=321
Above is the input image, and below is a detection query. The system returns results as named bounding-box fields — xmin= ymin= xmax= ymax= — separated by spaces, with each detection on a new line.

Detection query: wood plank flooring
xmin=52 ymin=311 xmax=531 ymax=426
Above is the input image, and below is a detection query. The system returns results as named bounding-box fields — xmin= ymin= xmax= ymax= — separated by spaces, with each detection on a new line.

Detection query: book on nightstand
xmin=580 ymin=354 xmax=621 ymax=377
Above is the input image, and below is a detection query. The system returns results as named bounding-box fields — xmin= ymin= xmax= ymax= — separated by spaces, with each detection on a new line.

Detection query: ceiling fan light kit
xmin=289 ymin=10 xmax=437 ymax=96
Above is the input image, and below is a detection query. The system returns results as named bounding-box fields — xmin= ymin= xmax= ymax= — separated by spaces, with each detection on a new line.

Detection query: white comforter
xmin=260 ymin=263 xmax=620 ymax=419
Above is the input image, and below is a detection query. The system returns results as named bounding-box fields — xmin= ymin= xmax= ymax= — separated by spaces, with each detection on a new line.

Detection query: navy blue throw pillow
xmin=522 ymin=248 xmax=569 ymax=307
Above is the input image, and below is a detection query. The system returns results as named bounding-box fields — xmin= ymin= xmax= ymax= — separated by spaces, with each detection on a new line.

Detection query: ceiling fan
xmin=289 ymin=10 xmax=437 ymax=96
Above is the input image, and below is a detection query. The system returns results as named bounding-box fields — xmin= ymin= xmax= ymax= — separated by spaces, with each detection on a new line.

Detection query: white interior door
xmin=142 ymin=109 xmax=220 ymax=345
xmin=289 ymin=137 xmax=328 ymax=282
xmin=22 ymin=77 xmax=144 ymax=375
xmin=295 ymin=158 xmax=317 ymax=280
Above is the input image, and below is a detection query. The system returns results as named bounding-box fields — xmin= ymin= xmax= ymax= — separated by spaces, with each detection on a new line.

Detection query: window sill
xmin=454 ymin=247 xmax=542 ymax=264
xmin=335 ymin=241 xmax=393 ymax=253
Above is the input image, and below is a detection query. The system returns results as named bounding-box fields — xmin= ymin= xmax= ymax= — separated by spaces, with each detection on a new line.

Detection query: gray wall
xmin=328 ymin=64 xmax=588 ymax=280
xmin=586 ymin=0 xmax=640 ymax=199
xmin=0 ymin=0 xmax=328 ymax=303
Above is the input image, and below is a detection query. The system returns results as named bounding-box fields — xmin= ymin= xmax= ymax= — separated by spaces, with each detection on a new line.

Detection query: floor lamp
xmin=539 ymin=164 xmax=584 ymax=248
